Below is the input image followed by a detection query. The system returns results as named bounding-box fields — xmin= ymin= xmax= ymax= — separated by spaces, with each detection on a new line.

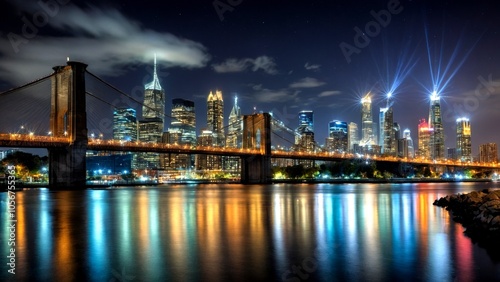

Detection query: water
xmin=1 ymin=182 xmax=500 ymax=281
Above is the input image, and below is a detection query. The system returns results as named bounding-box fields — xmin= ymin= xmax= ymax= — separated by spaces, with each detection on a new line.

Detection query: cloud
xmin=304 ymin=62 xmax=320 ymax=71
xmin=212 ymin=56 xmax=277 ymax=74
xmin=289 ymin=77 xmax=325 ymax=88
xmin=0 ymin=3 xmax=210 ymax=84
xmin=318 ymin=90 xmax=341 ymax=97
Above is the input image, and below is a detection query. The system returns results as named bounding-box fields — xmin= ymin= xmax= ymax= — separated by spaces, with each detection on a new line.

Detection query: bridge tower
xmin=241 ymin=113 xmax=272 ymax=184
xmin=48 ymin=61 xmax=88 ymax=188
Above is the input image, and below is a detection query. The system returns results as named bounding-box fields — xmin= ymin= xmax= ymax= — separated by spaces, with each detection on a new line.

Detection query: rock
xmin=435 ymin=189 xmax=500 ymax=252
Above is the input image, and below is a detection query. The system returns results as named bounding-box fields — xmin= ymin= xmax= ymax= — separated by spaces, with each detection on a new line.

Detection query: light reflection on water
xmin=1 ymin=182 xmax=500 ymax=281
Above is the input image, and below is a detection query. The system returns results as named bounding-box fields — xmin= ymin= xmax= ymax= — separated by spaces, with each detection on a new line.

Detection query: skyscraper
xmin=348 ymin=122 xmax=358 ymax=152
xmin=360 ymin=94 xmax=375 ymax=146
xmin=227 ymin=96 xmax=242 ymax=148
xmin=226 ymin=96 xmax=242 ymax=172
xmin=418 ymin=119 xmax=432 ymax=159
xmin=170 ymin=98 xmax=196 ymax=145
xmin=137 ymin=55 xmax=165 ymax=169
xmin=161 ymin=99 xmax=196 ymax=171
xmin=326 ymin=120 xmax=348 ymax=153
xmin=403 ymin=129 xmax=414 ymax=158
xmin=298 ymin=110 xmax=314 ymax=132
xmin=456 ymin=117 xmax=472 ymax=162
xmin=429 ymin=92 xmax=445 ymax=160
xmin=479 ymin=143 xmax=498 ymax=163
xmin=383 ymin=107 xmax=396 ymax=156
xmin=142 ymin=55 xmax=165 ymax=124
xmin=379 ymin=107 xmax=388 ymax=148
xmin=113 ymin=108 xmax=137 ymax=141
xmin=207 ymin=90 xmax=224 ymax=146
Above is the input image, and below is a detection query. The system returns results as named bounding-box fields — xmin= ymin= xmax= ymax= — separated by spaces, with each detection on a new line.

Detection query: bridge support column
xmin=241 ymin=113 xmax=272 ymax=184
xmin=48 ymin=61 xmax=88 ymax=189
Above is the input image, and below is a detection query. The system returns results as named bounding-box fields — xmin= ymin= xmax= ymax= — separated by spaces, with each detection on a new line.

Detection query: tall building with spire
xmin=227 ymin=96 xmax=242 ymax=148
xmin=429 ymin=92 xmax=445 ymax=160
xmin=138 ymin=55 xmax=165 ymax=169
xmin=207 ymin=90 xmax=224 ymax=146
xmin=142 ymin=54 xmax=165 ymax=123
xmin=360 ymin=94 xmax=375 ymax=146
xmin=225 ymin=96 xmax=242 ymax=173
xmin=456 ymin=117 xmax=472 ymax=162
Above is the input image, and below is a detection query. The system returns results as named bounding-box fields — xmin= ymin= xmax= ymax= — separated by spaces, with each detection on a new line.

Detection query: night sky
xmin=1 ymin=0 xmax=499 ymax=156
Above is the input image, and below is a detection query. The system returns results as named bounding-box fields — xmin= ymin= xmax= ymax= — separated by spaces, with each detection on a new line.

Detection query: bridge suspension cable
xmin=0 ymin=73 xmax=54 ymax=97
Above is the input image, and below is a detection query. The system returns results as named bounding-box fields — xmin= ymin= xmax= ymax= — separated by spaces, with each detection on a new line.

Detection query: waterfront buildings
xmin=456 ymin=117 xmax=472 ymax=162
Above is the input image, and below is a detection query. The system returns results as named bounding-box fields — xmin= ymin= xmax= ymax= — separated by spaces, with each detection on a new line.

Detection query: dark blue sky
xmin=1 ymin=0 xmax=499 ymax=155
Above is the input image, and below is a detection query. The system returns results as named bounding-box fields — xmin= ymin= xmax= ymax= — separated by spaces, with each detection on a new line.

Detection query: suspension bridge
xmin=0 ymin=61 xmax=498 ymax=188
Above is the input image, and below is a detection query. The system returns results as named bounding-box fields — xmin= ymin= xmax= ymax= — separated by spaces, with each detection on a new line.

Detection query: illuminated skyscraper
xmin=113 ymin=108 xmax=137 ymax=141
xmin=137 ymin=55 xmax=165 ymax=169
xmin=143 ymin=55 xmax=165 ymax=120
xmin=161 ymin=99 xmax=196 ymax=170
xmin=227 ymin=96 xmax=242 ymax=148
xmin=418 ymin=119 xmax=432 ymax=159
xmin=326 ymin=120 xmax=348 ymax=152
xmin=298 ymin=110 xmax=314 ymax=132
xmin=403 ymin=129 xmax=414 ymax=158
xmin=456 ymin=117 xmax=472 ymax=162
xmin=428 ymin=92 xmax=445 ymax=160
xmin=348 ymin=122 xmax=358 ymax=152
xmin=379 ymin=107 xmax=388 ymax=148
xmin=170 ymin=99 xmax=196 ymax=145
xmin=207 ymin=90 xmax=224 ymax=146
xmin=383 ymin=107 xmax=396 ymax=156
xmin=479 ymin=143 xmax=498 ymax=163
xmin=360 ymin=94 xmax=375 ymax=145
xmin=226 ymin=96 xmax=242 ymax=172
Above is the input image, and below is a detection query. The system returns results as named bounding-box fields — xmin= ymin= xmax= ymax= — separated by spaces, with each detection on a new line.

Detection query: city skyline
xmin=1 ymin=1 xmax=499 ymax=156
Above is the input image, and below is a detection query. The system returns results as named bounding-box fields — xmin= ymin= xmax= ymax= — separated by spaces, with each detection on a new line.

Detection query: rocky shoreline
xmin=434 ymin=189 xmax=500 ymax=260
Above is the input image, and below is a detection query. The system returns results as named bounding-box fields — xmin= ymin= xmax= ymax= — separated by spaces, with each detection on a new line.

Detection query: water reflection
xmin=1 ymin=183 xmax=499 ymax=281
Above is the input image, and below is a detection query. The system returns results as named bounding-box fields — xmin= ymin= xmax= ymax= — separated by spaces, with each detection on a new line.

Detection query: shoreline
xmin=434 ymin=189 xmax=500 ymax=261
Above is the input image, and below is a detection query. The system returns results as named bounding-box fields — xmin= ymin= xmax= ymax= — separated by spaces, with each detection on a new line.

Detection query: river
xmin=1 ymin=182 xmax=500 ymax=281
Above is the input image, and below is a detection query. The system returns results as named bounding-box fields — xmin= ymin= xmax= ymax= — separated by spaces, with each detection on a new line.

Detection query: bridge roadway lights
xmin=49 ymin=61 xmax=88 ymax=189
